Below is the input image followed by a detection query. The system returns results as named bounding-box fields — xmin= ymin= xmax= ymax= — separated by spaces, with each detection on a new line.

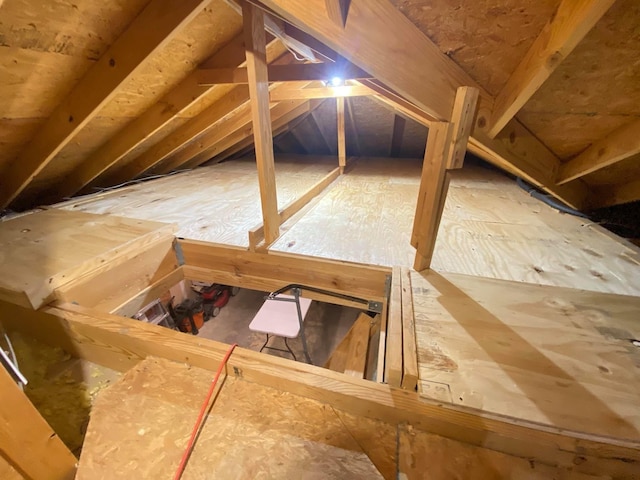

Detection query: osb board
xmin=0 ymin=209 xmax=175 ymax=309
xmin=271 ymin=159 xmax=640 ymax=296
xmin=57 ymin=157 xmax=337 ymax=246
xmin=9 ymin=332 xmax=120 ymax=454
xmin=519 ymin=0 xmax=640 ymax=159
xmin=77 ymin=357 xmax=385 ymax=479
xmin=397 ymin=425 xmax=609 ymax=480
xmin=412 ymin=270 xmax=640 ymax=441
xmin=389 ymin=0 xmax=560 ymax=96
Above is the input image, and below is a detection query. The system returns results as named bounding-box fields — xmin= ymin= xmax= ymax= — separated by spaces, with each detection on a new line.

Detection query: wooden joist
xmin=487 ymin=0 xmax=615 ymax=138
xmin=0 ymin=365 xmax=77 ymax=480
xmin=0 ymin=0 xmax=213 ymax=209
xmin=5 ymin=301 xmax=635 ymax=477
xmin=400 ymin=268 xmax=418 ymax=391
xmin=270 ymin=84 xmax=373 ymax=101
xmin=53 ymin=35 xmax=264 ymax=200
xmin=445 ymin=87 xmax=479 ymax=170
xmin=101 ymin=42 xmax=288 ymax=186
xmin=197 ymin=61 xmax=370 ymax=85
xmin=384 ymin=266 xmax=403 ymax=387
xmin=325 ymin=0 xmax=351 ymax=27
xmin=556 ymin=118 xmax=640 ymax=185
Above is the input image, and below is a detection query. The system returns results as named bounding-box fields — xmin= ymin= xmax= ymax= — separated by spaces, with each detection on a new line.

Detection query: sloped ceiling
xmin=0 ymin=0 xmax=638 ymax=213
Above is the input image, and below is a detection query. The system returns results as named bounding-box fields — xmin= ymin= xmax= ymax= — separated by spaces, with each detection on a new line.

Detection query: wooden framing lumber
xmin=270 ymin=84 xmax=373 ymax=101
xmin=249 ymin=167 xmax=340 ymax=250
xmin=389 ymin=115 xmax=406 ymax=157
xmin=175 ymin=98 xmax=310 ymax=171
xmin=1 ymin=300 xmax=638 ymax=477
xmin=384 ymin=266 xmax=403 ymax=387
xmin=592 ymin=177 xmax=640 ymax=209
xmin=256 ymin=0 xmax=589 ymax=210
xmin=0 ymin=0 xmax=212 ymax=209
xmin=343 ymin=312 xmax=372 ymax=378
xmin=245 ymin=1 xmax=280 ymax=245
xmin=101 ymin=46 xmax=290 ymax=187
xmin=487 ymin=0 xmax=615 ymax=138
xmin=325 ymin=0 xmax=351 ymax=27
xmin=178 ymin=239 xmax=388 ymax=300
xmin=337 ymin=97 xmax=346 ymax=172
xmin=412 ymin=122 xmax=451 ymax=272
xmin=0 ymin=364 xmax=77 ymax=480
xmin=556 ymin=118 xmax=640 ymax=185
xmin=53 ymin=36 xmax=257 ymax=199
xmin=197 ymin=61 xmax=370 ymax=85
xmin=400 ymin=268 xmax=418 ymax=391
xmin=445 ymin=87 xmax=479 ymax=169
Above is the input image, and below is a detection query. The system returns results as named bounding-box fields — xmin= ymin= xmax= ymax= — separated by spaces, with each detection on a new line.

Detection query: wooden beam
xmin=487 ymin=0 xmax=615 ymax=138
xmin=0 ymin=0 xmax=212 ymax=208
xmin=346 ymin=97 xmax=362 ymax=156
xmin=557 ymin=119 xmax=640 ymax=185
xmin=384 ymin=266 xmax=403 ymax=387
xmin=445 ymin=86 xmax=479 ymax=169
xmin=390 ymin=115 xmax=406 ymax=157
xmin=325 ymin=0 xmax=351 ymax=27
xmin=344 ymin=312 xmax=372 ymax=378
xmin=337 ymin=97 xmax=346 ymax=172
xmin=100 ymin=49 xmax=291 ymax=188
xmin=257 ymin=0 xmax=589 ymax=209
xmin=592 ymin=178 xmax=640 ymax=209
xmin=5 ymin=302 xmax=639 ymax=477
xmin=412 ymin=122 xmax=451 ymax=271
xmin=197 ymin=61 xmax=370 ymax=85
xmin=248 ymin=166 xmax=340 ymax=250
xmin=400 ymin=268 xmax=418 ymax=391
xmin=244 ymin=1 xmax=280 ymax=244
xmin=270 ymin=84 xmax=373 ymax=101
xmin=175 ymin=98 xmax=314 ymax=172
xmin=0 ymin=365 xmax=77 ymax=480
xmin=54 ymin=37 xmax=285 ymax=199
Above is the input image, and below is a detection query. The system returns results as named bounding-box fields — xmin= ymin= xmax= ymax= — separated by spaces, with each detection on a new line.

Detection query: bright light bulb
xmin=329 ymin=76 xmax=344 ymax=87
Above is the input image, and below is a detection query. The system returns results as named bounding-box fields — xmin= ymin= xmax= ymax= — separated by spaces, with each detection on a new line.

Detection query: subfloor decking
xmin=412 ymin=270 xmax=640 ymax=442
xmin=57 ymin=157 xmax=336 ymax=247
xmin=55 ymin=156 xmax=640 ymax=296
xmin=77 ymin=356 xmax=608 ymax=479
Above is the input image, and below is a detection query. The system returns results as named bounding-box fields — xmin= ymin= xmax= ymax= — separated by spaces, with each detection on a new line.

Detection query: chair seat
xmin=249 ymin=294 xmax=312 ymax=338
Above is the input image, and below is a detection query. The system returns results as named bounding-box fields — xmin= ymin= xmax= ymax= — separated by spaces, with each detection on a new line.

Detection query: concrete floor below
xmin=195 ymin=288 xmax=361 ymax=367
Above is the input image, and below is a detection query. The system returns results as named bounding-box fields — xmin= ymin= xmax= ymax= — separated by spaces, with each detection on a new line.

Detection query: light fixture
xmin=328 ymin=76 xmax=345 ymax=87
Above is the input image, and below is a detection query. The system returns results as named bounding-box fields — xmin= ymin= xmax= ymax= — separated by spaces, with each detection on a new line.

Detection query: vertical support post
xmin=390 ymin=114 xmax=406 ymax=157
xmin=411 ymin=87 xmax=478 ymax=271
xmin=337 ymin=96 xmax=346 ymax=173
xmin=243 ymin=2 xmax=280 ymax=244
xmin=411 ymin=122 xmax=451 ymax=271
xmin=0 ymin=366 xmax=77 ymax=480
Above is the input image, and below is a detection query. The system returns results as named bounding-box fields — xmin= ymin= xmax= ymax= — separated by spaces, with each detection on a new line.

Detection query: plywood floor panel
xmin=58 ymin=158 xmax=336 ymax=247
xmin=412 ymin=270 xmax=640 ymax=442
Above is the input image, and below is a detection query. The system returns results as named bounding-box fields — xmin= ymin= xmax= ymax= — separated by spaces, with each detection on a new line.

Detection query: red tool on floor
xmin=191 ymin=283 xmax=240 ymax=321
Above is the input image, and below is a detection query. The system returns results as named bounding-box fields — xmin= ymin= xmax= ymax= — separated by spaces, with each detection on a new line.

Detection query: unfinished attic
xmin=1 ymin=0 xmax=640 ymax=478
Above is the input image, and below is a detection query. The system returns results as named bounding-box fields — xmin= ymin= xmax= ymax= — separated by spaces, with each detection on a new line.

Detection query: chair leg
xmin=259 ymin=334 xmax=270 ymax=352
xmin=299 ymin=328 xmax=312 ymax=364
xmin=283 ymin=338 xmax=297 ymax=362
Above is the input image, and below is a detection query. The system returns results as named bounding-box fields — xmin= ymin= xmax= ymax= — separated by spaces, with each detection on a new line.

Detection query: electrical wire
xmin=173 ymin=342 xmax=238 ymax=480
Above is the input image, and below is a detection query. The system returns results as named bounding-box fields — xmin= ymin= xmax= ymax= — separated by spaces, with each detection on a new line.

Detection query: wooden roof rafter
xmin=255 ymin=0 xmax=591 ymax=210
xmin=486 ymin=0 xmax=616 ymax=138
xmin=0 ymin=0 xmax=215 ymax=209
